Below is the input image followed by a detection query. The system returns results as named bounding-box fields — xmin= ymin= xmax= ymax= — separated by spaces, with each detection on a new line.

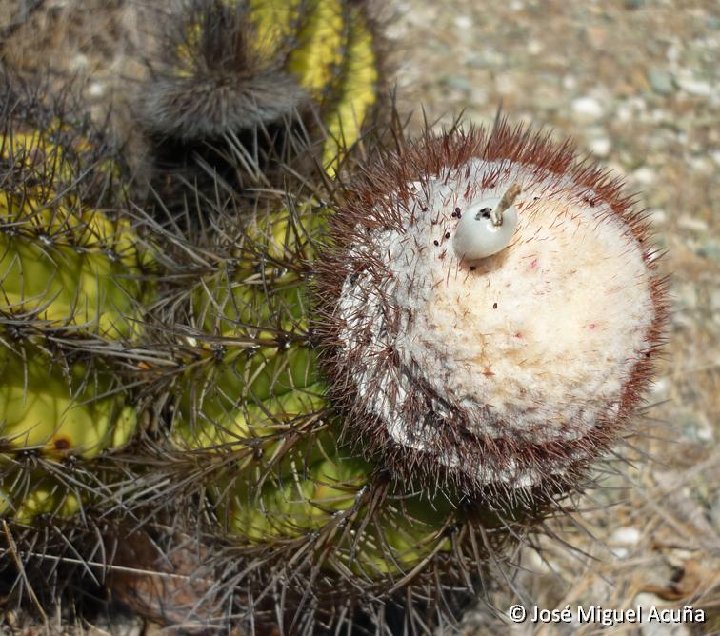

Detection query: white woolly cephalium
xmin=316 ymin=120 xmax=668 ymax=495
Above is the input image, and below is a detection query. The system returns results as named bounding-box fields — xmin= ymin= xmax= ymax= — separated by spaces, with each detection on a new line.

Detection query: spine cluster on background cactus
xmin=142 ymin=0 xmax=378 ymax=175
xmin=0 ymin=1 xmax=668 ymax=633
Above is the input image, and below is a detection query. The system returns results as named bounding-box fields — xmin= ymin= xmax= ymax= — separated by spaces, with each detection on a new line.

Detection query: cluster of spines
xmin=141 ymin=0 xmax=381 ymax=196
xmin=103 ymin=176 xmax=573 ymax=633
xmin=0 ymin=85 xmax=162 ymax=615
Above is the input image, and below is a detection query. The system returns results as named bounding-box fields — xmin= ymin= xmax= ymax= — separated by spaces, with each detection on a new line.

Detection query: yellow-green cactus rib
xmin=219 ymin=430 xmax=368 ymax=541
xmin=284 ymin=0 xmax=378 ymax=173
xmin=0 ymin=126 xmax=152 ymax=460
xmin=1 ymin=128 xmax=151 ymax=339
xmin=286 ymin=0 xmax=345 ymax=95
xmin=247 ymin=0 xmax=301 ymax=61
xmin=0 ymin=129 xmax=77 ymax=185
xmin=0 ymin=213 xmax=148 ymax=340
xmin=0 ymin=342 xmax=137 ymax=458
xmin=215 ymin=427 xmax=452 ymax=576
xmin=0 ymin=471 xmax=83 ymax=526
xmin=1 ymin=120 xmax=125 ymax=204
xmin=341 ymin=496 xmax=454 ymax=577
xmin=173 ymin=349 xmax=326 ymax=448
xmin=320 ymin=6 xmax=378 ymax=175
xmin=171 ymin=202 xmax=327 ymax=450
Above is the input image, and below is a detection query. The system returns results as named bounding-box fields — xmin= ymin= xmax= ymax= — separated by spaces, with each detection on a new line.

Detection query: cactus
xmin=314 ymin=122 xmax=668 ymax=498
xmin=0 ymin=4 xmax=670 ymax=635
xmin=114 ymin=115 xmax=665 ymax=631
xmin=0 ymin=346 xmax=137 ymax=458
xmin=158 ymin=197 xmax=458 ymax=586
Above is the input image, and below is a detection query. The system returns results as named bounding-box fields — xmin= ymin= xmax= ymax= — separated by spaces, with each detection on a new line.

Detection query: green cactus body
xmin=247 ymin=0 xmax=302 ymax=62
xmin=216 ymin=426 xmax=452 ymax=576
xmin=318 ymin=5 xmax=378 ymax=174
xmin=0 ymin=475 xmax=82 ymax=526
xmin=170 ymin=201 xmax=326 ymax=450
xmin=285 ymin=0 xmax=345 ymax=95
xmin=0 ymin=344 xmax=137 ymax=457
xmin=346 ymin=495 xmax=454 ymax=577
xmin=283 ymin=0 xmax=378 ymax=172
xmin=0 ymin=5 xmax=670 ymax=631
xmin=220 ymin=429 xmax=368 ymax=542
xmin=1 ymin=121 xmax=153 ymax=523
xmin=165 ymin=200 xmax=453 ymax=579
xmin=0 ymin=207 xmax=148 ymax=339
xmin=0 ymin=125 xmax=151 ymax=339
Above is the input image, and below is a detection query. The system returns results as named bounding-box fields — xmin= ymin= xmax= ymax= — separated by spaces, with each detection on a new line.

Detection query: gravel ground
xmin=386 ymin=1 xmax=720 ymax=634
xmin=2 ymin=1 xmax=719 ymax=634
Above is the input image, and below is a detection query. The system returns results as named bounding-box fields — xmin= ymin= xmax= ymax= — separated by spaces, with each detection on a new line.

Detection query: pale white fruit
xmin=452 ymin=195 xmax=518 ymax=262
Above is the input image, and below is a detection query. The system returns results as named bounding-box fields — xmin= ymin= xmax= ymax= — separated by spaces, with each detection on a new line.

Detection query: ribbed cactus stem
xmin=1 ymin=106 xmax=153 ymax=522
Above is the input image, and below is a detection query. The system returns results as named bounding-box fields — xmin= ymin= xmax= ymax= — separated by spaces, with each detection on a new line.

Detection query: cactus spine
xmin=141 ymin=0 xmax=378 ymax=169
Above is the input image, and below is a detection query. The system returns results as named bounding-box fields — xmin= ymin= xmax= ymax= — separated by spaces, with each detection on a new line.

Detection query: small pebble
xmin=495 ymin=73 xmax=516 ymax=94
xmin=587 ymin=135 xmax=611 ymax=157
xmin=631 ymin=167 xmax=657 ymax=186
xmin=608 ymin=526 xmax=640 ymax=559
xmin=688 ymin=156 xmax=713 ymax=174
xmin=677 ymin=214 xmax=709 ymax=232
xmin=648 ymin=377 xmax=669 ymax=402
xmin=562 ymin=75 xmax=578 ymax=91
xmin=571 ymin=96 xmax=605 ymax=123
xmin=453 ymin=15 xmax=472 ymax=29
xmin=697 ymin=243 xmax=720 ymax=263
xmin=469 ymin=87 xmax=489 ymax=105
xmin=610 ymin=527 xmax=641 ymax=544
xmin=88 ymin=82 xmax=105 ymax=98
xmin=710 ymin=288 xmax=720 ymax=311
xmin=648 ymin=69 xmax=674 ymax=95
xmin=675 ymin=408 xmax=714 ymax=443
xmin=635 ymin=593 xmax=691 ymax=635
xmin=522 ymin=547 xmax=554 ymax=574
xmin=648 ymin=209 xmax=668 ymax=226
xmin=527 ymin=39 xmax=543 ymax=55
xmin=70 ymin=53 xmax=89 ymax=70
xmin=444 ymin=75 xmax=471 ymax=91
xmin=675 ymin=74 xmax=712 ymax=97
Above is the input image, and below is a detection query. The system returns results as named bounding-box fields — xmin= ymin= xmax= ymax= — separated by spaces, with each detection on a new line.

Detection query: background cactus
xmin=0 ymin=2 xmax=677 ymax=634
